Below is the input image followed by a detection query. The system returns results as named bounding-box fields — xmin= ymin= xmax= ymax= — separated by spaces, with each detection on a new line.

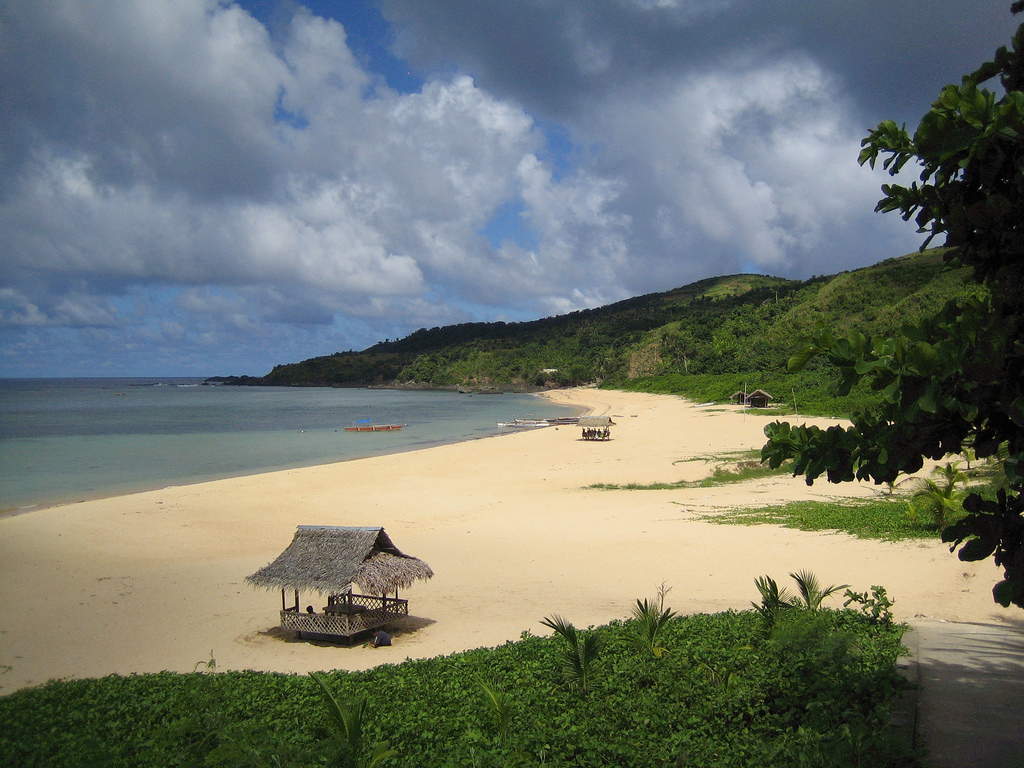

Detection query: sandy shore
xmin=1 ymin=388 xmax=1018 ymax=694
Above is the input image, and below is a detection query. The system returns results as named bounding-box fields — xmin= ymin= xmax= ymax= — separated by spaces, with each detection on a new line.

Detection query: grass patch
xmin=700 ymin=497 xmax=943 ymax=541
xmin=588 ymin=480 xmax=689 ymax=490
xmin=0 ymin=608 xmax=916 ymax=767
xmin=588 ymin=453 xmax=793 ymax=490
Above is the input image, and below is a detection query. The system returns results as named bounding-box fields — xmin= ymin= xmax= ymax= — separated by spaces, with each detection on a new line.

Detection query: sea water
xmin=0 ymin=379 xmax=580 ymax=512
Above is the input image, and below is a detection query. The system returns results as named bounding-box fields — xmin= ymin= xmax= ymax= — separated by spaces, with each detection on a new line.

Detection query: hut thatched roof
xmin=731 ymin=390 xmax=773 ymax=402
xmin=246 ymin=526 xmax=433 ymax=596
xmin=578 ymin=415 xmax=615 ymax=428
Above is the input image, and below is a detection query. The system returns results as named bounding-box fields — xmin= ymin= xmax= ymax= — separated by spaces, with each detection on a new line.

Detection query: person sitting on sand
xmin=370 ymin=630 xmax=391 ymax=647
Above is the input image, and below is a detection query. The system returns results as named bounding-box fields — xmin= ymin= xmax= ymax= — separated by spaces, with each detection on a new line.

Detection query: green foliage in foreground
xmin=0 ymin=609 xmax=915 ymax=768
xmin=700 ymin=497 xmax=945 ymax=541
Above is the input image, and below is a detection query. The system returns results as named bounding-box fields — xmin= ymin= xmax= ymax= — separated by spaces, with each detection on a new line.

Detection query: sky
xmin=0 ymin=1 xmax=1019 ymax=377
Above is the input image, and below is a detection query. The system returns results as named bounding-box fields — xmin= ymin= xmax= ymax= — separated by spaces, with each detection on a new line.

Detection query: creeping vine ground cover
xmin=700 ymin=498 xmax=947 ymax=541
xmin=0 ymin=607 xmax=915 ymax=767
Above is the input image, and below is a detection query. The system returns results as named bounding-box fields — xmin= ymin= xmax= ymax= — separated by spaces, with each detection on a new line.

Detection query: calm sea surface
xmin=0 ymin=379 xmax=580 ymax=512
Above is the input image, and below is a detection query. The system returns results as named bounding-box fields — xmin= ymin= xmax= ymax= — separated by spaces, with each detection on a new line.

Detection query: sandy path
xmin=1 ymin=388 xmax=1018 ymax=694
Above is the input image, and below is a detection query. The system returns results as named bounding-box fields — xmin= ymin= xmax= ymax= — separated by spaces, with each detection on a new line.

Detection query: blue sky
xmin=0 ymin=1 xmax=1019 ymax=377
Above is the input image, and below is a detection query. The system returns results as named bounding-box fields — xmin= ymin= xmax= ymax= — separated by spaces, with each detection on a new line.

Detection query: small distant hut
xmin=731 ymin=389 xmax=774 ymax=408
xmin=578 ymin=415 xmax=615 ymax=440
xmin=247 ymin=526 xmax=433 ymax=642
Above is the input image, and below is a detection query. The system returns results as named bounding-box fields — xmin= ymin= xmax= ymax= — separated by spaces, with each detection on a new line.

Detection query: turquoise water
xmin=0 ymin=379 xmax=579 ymax=511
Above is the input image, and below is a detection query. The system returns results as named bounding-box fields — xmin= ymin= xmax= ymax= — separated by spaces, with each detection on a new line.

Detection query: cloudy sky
xmin=1 ymin=1 xmax=1017 ymax=377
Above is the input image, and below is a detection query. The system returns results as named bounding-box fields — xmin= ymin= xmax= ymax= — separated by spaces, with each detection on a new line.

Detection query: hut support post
xmin=280 ymin=589 xmax=300 ymax=612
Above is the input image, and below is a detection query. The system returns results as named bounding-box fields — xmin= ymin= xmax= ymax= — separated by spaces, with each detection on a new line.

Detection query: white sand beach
xmin=0 ymin=388 xmax=1017 ymax=694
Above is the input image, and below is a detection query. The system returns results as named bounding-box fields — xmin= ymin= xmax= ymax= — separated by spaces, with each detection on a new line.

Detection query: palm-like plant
xmin=476 ymin=677 xmax=513 ymax=743
xmin=539 ymin=614 xmax=602 ymax=694
xmin=754 ymin=571 xmax=849 ymax=624
xmin=309 ymin=673 xmax=398 ymax=768
xmin=752 ymin=575 xmax=794 ymax=627
xmin=627 ymin=596 xmax=678 ymax=657
xmin=900 ymin=461 xmax=967 ymax=529
xmin=789 ymin=570 xmax=849 ymax=611
xmin=961 ymin=445 xmax=977 ymax=471
xmin=699 ymin=660 xmax=739 ymax=692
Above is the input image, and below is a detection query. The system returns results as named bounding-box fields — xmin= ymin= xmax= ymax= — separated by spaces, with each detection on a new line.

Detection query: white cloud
xmin=0 ymin=290 xmax=49 ymax=327
xmin=1 ymin=0 xmax=963 ymax=376
xmin=515 ymin=154 xmax=631 ymax=304
xmin=0 ymin=2 xmax=555 ymax=345
xmin=581 ymin=56 xmax=919 ymax=283
xmin=52 ymin=295 xmax=121 ymax=327
xmin=176 ymin=288 xmax=245 ymax=315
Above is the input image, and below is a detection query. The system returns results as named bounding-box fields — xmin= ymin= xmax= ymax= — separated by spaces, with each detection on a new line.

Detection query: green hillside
xmin=221 ymin=250 xmax=975 ymax=414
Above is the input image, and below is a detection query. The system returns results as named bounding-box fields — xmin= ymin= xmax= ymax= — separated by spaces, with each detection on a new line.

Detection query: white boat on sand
xmin=497 ymin=417 xmax=551 ymax=429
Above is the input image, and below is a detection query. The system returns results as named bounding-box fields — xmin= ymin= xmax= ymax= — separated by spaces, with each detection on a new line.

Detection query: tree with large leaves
xmin=762 ymin=4 xmax=1024 ymax=607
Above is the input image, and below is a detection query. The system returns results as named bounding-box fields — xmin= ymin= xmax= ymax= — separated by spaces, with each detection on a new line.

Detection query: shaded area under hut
xmin=578 ymin=415 xmax=615 ymax=441
xmin=246 ymin=525 xmax=433 ymax=643
xmin=730 ymin=389 xmax=773 ymax=408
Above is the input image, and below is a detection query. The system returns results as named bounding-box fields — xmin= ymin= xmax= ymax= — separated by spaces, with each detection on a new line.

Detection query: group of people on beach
xmin=582 ymin=427 xmax=611 ymax=441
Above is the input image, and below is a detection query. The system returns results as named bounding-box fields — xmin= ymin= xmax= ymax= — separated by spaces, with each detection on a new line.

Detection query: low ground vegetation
xmin=588 ymin=451 xmax=794 ymax=491
xmin=699 ymin=450 xmax=992 ymax=541
xmin=593 ymin=448 xmax=988 ymax=542
xmin=1 ymin=586 xmax=914 ymax=768
xmin=699 ymin=498 xmax=948 ymax=541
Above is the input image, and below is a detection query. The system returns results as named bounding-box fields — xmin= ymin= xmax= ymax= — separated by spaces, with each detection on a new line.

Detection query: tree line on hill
xmin=209 ymin=250 xmax=974 ymax=402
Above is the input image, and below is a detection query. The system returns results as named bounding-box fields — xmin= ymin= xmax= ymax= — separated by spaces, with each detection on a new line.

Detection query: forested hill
xmin=213 ymin=250 xmax=974 ymax=399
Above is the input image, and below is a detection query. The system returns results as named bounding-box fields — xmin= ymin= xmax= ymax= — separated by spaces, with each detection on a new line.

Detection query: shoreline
xmin=0 ymin=387 xmax=1015 ymax=695
xmin=0 ymin=427 xmax=561 ymax=520
xmin=0 ymin=389 xmax=583 ymax=517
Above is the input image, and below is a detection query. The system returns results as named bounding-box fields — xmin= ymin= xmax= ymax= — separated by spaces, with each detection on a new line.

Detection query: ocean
xmin=0 ymin=378 xmax=580 ymax=512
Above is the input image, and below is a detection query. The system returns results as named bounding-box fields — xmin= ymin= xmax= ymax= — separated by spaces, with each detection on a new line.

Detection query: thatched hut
xmin=247 ymin=526 xmax=433 ymax=642
xmin=731 ymin=389 xmax=773 ymax=408
xmin=578 ymin=415 xmax=615 ymax=440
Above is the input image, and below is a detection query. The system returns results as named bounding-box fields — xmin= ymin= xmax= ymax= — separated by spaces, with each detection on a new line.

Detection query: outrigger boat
xmin=497 ymin=417 xmax=551 ymax=429
xmin=548 ymin=416 xmax=580 ymax=425
xmin=344 ymin=419 xmax=406 ymax=432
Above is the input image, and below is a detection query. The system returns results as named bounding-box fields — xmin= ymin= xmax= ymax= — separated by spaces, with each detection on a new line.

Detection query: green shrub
xmin=0 ymin=608 xmax=915 ymax=768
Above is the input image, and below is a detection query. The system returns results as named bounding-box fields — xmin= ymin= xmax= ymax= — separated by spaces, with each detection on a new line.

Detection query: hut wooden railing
xmin=280 ymin=593 xmax=408 ymax=640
